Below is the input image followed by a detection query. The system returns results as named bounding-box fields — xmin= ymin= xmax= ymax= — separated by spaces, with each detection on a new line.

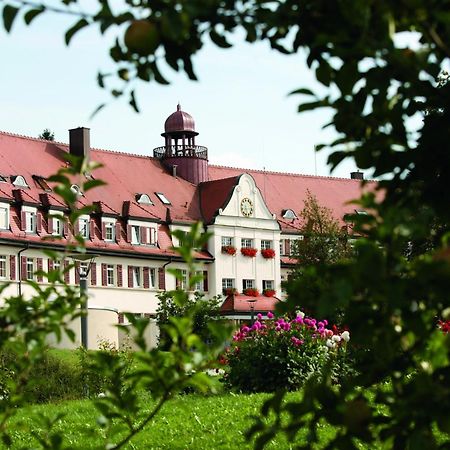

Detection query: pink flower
xmin=241 ymin=326 xmax=250 ymax=333
xmin=267 ymin=311 xmax=274 ymax=319
xmin=257 ymin=313 xmax=263 ymax=320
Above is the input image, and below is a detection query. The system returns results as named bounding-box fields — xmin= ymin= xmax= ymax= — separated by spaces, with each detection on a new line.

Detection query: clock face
xmin=241 ymin=198 xmax=253 ymax=217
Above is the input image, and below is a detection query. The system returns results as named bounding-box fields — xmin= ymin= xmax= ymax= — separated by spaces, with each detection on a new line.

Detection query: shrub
xmin=223 ymin=312 xmax=351 ymax=392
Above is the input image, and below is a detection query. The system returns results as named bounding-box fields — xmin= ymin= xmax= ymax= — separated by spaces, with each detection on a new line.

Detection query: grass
xmin=1 ymin=391 xmax=334 ymax=449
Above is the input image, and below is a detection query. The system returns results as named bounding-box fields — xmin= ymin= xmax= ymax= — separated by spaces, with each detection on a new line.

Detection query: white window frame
xmin=222 ymin=278 xmax=234 ymax=293
xmin=104 ymin=221 xmax=115 ymax=242
xmin=149 ymin=267 xmax=156 ymax=288
xmin=241 ymin=238 xmax=253 ymax=248
xmin=155 ymin=192 xmax=171 ymax=205
xmin=0 ymin=255 xmax=7 ymax=279
xmin=13 ymin=175 xmax=28 ymax=188
xmin=243 ymin=279 xmax=255 ymax=290
xmin=261 ymin=240 xmax=272 ymax=250
xmin=0 ymin=205 xmax=9 ymax=230
xmin=133 ymin=266 xmax=142 ymax=288
xmin=131 ymin=225 xmax=141 ymax=245
xmin=194 ymin=270 xmax=204 ymax=292
xmin=221 ymin=236 xmax=233 ymax=247
xmin=25 ymin=211 xmax=37 ymax=234
xmin=106 ymin=264 xmax=115 ymax=286
xmin=26 ymin=257 xmax=34 ymax=280
xmin=263 ymin=280 xmax=274 ymax=291
xmin=79 ymin=216 xmax=89 ymax=239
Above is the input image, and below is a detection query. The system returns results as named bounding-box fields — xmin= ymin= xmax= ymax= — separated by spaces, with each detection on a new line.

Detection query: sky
xmin=0 ymin=2 xmax=360 ymax=179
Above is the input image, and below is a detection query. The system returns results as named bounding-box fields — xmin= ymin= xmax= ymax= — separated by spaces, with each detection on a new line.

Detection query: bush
xmin=223 ymin=312 xmax=351 ymax=393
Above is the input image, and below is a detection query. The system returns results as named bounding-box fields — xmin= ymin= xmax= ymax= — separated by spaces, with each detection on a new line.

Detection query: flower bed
xmin=221 ymin=245 xmax=237 ymax=255
xmin=263 ymin=289 xmax=276 ymax=297
xmin=222 ymin=311 xmax=352 ymax=392
xmin=243 ymin=288 xmax=259 ymax=297
xmin=241 ymin=247 xmax=258 ymax=257
xmin=261 ymin=248 xmax=275 ymax=259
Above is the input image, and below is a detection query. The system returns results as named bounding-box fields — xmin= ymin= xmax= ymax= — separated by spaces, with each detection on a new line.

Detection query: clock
xmin=240 ymin=198 xmax=253 ymax=217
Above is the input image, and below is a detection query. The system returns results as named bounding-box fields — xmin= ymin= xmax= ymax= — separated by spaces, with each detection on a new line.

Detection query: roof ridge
xmin=210 ymin=164 xmax=375 ymax=183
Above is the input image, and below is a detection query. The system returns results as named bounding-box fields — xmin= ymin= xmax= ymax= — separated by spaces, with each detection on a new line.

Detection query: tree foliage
xmin=2 ymin=1 xmax=450 ymax=448
xmin=38 ymin=128 xmax=55 ymax=141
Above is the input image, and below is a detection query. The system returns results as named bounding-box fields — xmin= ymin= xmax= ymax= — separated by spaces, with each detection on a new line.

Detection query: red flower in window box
xmin=263 ymin=289 xmax=276 ymax=297
xmin=243 ymin=288 xmax=259 ymax=297
xmin=223 ymin=287 xmax=238 ymax=296
xmin=241 ymin=247 xmax=258 ymax=257
xmin=222 ymin=245 xmax=237 ymax=255
xmin=261 ymin=248 xmax=276 ymax=259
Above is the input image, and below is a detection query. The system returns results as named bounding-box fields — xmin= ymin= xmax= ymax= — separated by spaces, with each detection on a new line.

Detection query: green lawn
xmin=2 ymin=391 xmax=335 ymax=449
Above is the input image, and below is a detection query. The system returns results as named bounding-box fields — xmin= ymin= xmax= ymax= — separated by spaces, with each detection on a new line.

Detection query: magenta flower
xmin=257 ymin=313 xmax=263 ymax=320
xmin=242 ymin=326 xmax=250 ymax=333
xmin=267 ymin=311 xmax=274 ymax=319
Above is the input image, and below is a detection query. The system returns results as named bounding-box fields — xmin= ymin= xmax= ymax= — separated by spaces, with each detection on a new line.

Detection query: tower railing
xmin=153 ymin=145 xmax=208 ymax=160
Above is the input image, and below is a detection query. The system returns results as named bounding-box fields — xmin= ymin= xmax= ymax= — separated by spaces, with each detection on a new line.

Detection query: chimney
xmin=69 ymin=127 xmax=90 ymax=160
xmin=172 ymin=165 xmax=178 ymax=177
xmin=350 ymin=171 xmax=364 ymax=180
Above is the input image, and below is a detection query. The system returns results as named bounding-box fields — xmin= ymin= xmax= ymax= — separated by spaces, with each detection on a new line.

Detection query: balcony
xmin=153 ymin=145 xmax=208 ymax=160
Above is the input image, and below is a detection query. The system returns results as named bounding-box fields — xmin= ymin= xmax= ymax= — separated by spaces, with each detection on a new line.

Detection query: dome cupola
xmin=163 ymin=103 xmax=198 ymax=136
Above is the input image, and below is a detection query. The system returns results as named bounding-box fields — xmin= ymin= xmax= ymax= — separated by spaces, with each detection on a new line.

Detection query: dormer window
xmin=25 ymin=211 xmax=36 ymax=233
xmin=78 ymin=216 xmax=89 ymax=239
xmin=0 ymin=205 xmax=9 ymax=230
xmin=0 ymin=175 xmax=7 ymax=183
xmin=12 ymin=175 xmax=28 ymax=188
xmin=355 ymin=209 xmax=368 ymax=215
xmin=136 ymin=194 xmax=153 ymax=205
xmin=70 ymin=185 xmax=83 ymax=196
xmin=155 ymin=192 xmax=171 ymax=205
xmin=282 ymin=209 xmax=297 ymax=219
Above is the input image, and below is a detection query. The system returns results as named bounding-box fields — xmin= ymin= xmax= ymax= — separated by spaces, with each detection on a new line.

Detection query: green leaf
xmin=209 ymin=29 xmax=232 ymax=48
xmin=24 ymin=7 xmax=45 ymax=25
xmin=3 ymin=5 xmax=19 ymax=33
xmin=89 ymin=103 xmax=106 ymax=119
xmin=129 ymin=90 xmax=139 ymax=113
xmin=289 ymin=88 xmax=316 ymax=97
xmin=65 ymin=18 xmax=89 ymax=45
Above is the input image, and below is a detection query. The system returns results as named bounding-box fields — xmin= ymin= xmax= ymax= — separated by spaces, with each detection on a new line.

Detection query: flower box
xmin=263 ymin=289 xmax=276 ymax=297
xmin=222 ymin=245 xmax=237 ymax=255
xmin=241 ymin=247 xmax=258 ymax=257
xmin=261 ymin=248 xmax=276 ymax=259
xmin=243 ymin=288 xmax=259 ymax=297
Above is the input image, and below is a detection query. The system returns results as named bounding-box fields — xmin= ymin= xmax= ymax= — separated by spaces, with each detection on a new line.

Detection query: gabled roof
xmin=209 ymin=165 xmax=374 ymax=231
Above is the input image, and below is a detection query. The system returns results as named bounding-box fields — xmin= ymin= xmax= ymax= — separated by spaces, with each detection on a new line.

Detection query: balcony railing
xmin=153 ymin=145 xmax=208 ymax=160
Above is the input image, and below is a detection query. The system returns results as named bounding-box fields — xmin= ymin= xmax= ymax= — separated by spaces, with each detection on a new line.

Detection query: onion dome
xmin=163 ymin=103 xmax=197 ymax=135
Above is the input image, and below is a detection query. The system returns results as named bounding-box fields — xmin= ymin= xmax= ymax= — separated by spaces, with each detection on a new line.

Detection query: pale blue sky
xmin=0 ymin=3 xmax=360 ymax=178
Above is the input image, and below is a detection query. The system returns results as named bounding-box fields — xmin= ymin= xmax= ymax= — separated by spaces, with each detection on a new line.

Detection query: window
xmin=222 ymin=278 xmax=234 ymax=293
xmin=0 ymin=256 xmax=7 ymax=279
xmin=176 ymin=269 xmax=188 ymax=290
xmin=0 ymin=175 xmax=7 ymax=183
xmin=53 ymin=216 xmax=63 ymax=236
xmin=177 ymin=230 xmax=188 ymax=247
xmin=263 ymin=280 xmax=274 ymax=290
xmin=26 ymin=258 xmax=34 ymax=280
xmin=106 ymin=264 xmax=115 ymax=286
xmin=0 ymin=207 xmax=8 ymax=229
xmin=79 ymin=217 xmax=89 ymax=239
xmin=222 ymin=236 xmax=233 ymax=247
xmin=70 ymin=184 xmax=83 ymax=196
xmin=282 ymin=209 xmax=297 ymax=219
xmin=104 ymin=222 xmax=115 ymax=241
xmin=133 ymin=267 xmax=142 ymax=287
xmin=33 ymin=175 xmax=51 ymax=192
xmin=12 ymin=175 xmax=28 ymax=188
xmin=149 ymin=268 xmax=156 ymax=288
xmin=261 ymin=240 xmax=272 ymax=250
xmin=25 ymin=211 xmax=36 ymax=233
xmin=131 ymin=225 xmax=140 ymax=244
xmin=241 ymin=238 xmax=253 ymax=248
xmin=243 ymin=279 xmax=255 ymax=290
xmin=155 ymin=192 xmax=171 ymax=205
xmin=194 ymin=271 xmax=204 ymax=291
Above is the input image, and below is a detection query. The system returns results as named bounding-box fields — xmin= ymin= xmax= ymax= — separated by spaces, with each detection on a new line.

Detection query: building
xmin=0 ymin=105 xmax=370 ymax=348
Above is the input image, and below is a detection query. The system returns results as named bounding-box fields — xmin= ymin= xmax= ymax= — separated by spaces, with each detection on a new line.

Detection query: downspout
xmin=162 ymin=257 xmax=172 ymax=270
xmin=17 ymin=243 xmax=29 ymax=297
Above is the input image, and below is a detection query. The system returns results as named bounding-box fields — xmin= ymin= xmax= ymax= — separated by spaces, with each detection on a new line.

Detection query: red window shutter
xmin=90 ymin=220 xmax=95 ymax=240
xmin=9 ymin=255 xmax=16 ymax=281
xmin=75 ymin=262 xmax=80 ymax=284
xmin=285 ymin=240 xmax=291 ymax=256
xmin=158 ymin=267 xmax=165 ymax=290
xmin=141 ymin=227 xmax=148 ymax=244
xmin=117 ymin=264 xmax=123 ymax=287
xmin=115 ymin=222 xmax=121 ymax=242
xmin=20 ymin=211 xmax=26 ymax=231
xmin=36 ymin=258 xmax=43 ymax=282
xmin=118 ymin=313 xmax=124 ymax=324
xmin=128 ymin=266 xmax=133 ymax=288
xmin=63 ymin=220 xmax=69 ymax=238
xmin=101 ymin=263 xmax=107 ymax=286
xmin=126 ymin=224 xmax=132 ymax=243
xmin=47 ymin=215 xmax=53 ymax=234
xmin=101 ymin=222 xmax=106 ymax=239
xmin=36 ymin=212 xmax=42 ymax=234
xmin=203 ymin=270 xmax=208 ymax=292
xmin=152 ymin=228 xmax=158 ymax=245
xmin=48 ymin=259 xmax=53 ymax=272
xmin=64 ymin=261 xmax=70 ymax=283
xmin=90 ymin=262 xmax=97 ymax=286
xmin=143 ymin=267 xmax=150 ymax=289
xmin=21 ymin=256 xmax=27 ymax=281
